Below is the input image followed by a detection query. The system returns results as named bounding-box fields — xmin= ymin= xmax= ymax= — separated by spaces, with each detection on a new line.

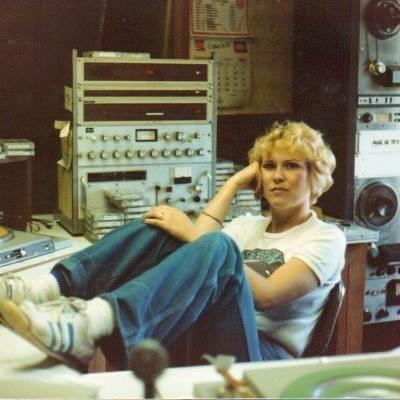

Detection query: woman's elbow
xmin=253 ymin=294 xmax=280 ymax=311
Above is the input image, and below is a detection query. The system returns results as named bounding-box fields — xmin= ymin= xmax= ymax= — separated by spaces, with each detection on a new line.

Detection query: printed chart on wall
xmin=189 ymin=0 xmax=253 ymax=110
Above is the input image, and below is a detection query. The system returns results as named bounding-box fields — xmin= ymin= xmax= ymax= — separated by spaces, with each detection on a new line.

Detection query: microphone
xmin=129 ymin=339 xmax=169 ymax=398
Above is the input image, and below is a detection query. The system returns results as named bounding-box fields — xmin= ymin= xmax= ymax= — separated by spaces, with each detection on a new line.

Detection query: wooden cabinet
xmin=333 ymin=243 xmax=368 ymax=354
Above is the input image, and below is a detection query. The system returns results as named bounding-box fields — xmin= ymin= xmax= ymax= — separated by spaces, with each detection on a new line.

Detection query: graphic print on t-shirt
xmin=243 ymin=248 xmax=284 ymax=277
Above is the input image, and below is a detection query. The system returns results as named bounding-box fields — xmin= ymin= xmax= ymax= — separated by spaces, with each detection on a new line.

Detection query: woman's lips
xmin=271 ymin=188 xmax=288 ymax=193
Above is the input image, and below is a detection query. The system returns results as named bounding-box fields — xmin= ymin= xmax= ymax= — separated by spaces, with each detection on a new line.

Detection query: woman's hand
xmin=143 ymin=205 xmax=200 ymax=242
xmin=229 ymin=161 xmax=263 ymax=200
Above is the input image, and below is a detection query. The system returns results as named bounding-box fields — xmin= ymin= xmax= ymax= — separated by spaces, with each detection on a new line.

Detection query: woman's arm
xmin=195 ymin=162 xmax=262 ymax=232
xmin=246 ymin=227 xmax=346 ymax=310
xmin=144 ymin=162 xmax=262 ymax=242
xmin=245 ymin=259 xmax=319 ymax=310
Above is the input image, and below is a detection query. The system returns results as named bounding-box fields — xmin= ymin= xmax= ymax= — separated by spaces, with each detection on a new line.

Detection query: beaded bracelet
xmin=201 ymin=211 xmax=223 ymax=228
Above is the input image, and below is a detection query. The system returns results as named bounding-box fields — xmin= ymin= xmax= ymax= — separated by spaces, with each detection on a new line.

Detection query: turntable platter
xmin=281 ymin=367 xmax=400 ymax=399
xmin=0 ymin=226 xmax=15 ymax=243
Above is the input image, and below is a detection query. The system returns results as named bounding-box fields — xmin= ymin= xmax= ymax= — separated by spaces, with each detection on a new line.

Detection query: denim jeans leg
xmin=51 ymin=221 xmax=183 ymax=299
xmin=100 ymin=231 xmax=262 ymax=368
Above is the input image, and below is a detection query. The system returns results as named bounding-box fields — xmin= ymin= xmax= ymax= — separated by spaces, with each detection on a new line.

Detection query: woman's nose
xmin=272 ymin=167 xmax=284 ymax=181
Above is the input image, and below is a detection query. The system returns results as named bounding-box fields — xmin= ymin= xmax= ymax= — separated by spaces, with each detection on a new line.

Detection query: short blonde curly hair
xmin=248 ymin=121 xmax=336 ymax=205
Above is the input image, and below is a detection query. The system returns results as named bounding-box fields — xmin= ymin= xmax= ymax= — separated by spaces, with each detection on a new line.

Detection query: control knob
xmin=164 ymin=132 xmax=172 ymax=141
xmin=114 ymin=135 xmax=122 ymax=142
xmin=87 ymin=151 xmax=97 ymax=160
xmin=174 ymin=149 xmax=183 ymax=157
xmin=197 ymin=149 xmax=205 ymax=156
xmin=100 ymin=151 xmax=109 ymax=160
xmin=368 ymin=60 xmax=387 ymax=76
xmin=175 ymin=131 xmax=187 ymax=141
xmin=126 ymin=150 xmax=134 ymax=159
xmin=113 ymin=150 xmax=122 ymax=159
xmin=150 ymin=149 xmax=159 ymax=158
xmin=368 ymin=243 xmax=379 ymax=259
xmin=375 ymin=308 xmax=389 ymax=320
xmin=360 ymin=112 xmax=374 ymax=123
xmin=138 ymin=150 xmax=146 ymax=158
xmin=6 ymin=248 xmax=27 ymax=259
xmin=363 ymin=309 xmax=373 ymax=322
xmin=102 ymin=135 xmax=109 ymax=141
xmin=161 ymin=149 xmax=171 ymax=157
xmin=185 ymin=148 xmax=194 ymax=157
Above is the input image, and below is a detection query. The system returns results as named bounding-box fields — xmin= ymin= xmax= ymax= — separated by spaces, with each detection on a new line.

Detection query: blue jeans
xmin=52 ymin=221 xmax=291 ymax=368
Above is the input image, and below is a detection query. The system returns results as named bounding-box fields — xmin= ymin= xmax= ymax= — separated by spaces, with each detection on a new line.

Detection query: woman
xmin=0 ymin=121 xmax=346 ymax=370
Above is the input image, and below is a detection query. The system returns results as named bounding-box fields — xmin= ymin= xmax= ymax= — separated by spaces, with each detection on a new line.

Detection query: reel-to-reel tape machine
xmin=355 ymin=0 xmax=400 ymax=243
xmin=293 ymin=0 xmax=400 ymax=331
xmin=356 ymin=0 xmax=400 ymax=327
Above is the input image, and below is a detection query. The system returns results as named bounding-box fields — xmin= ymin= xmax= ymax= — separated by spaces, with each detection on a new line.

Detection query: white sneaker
xmin=0 ymin=274 xmax=28 ymax=304
xmin=0 ymin=297 xmax=95 ymax=371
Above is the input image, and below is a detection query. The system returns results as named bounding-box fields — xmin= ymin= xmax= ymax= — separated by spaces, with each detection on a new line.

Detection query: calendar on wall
xmin=189 ymin=0 xmax=252 ymax=109
xmin=190 ymin=0 xmax=251 ymax=37
xmin=187 ymin=0 xmax=293 ymax=115
xmin=190 ymin=37 xmax=251 ymax=109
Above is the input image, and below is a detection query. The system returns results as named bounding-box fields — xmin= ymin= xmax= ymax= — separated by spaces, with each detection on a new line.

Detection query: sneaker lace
xmin=4 ymin=273 xmax=24 ymax=285
xmin=3 ymin=274 xmax=26 ymax=299
xmin=38 ymin=297 xmax=87 ymax=321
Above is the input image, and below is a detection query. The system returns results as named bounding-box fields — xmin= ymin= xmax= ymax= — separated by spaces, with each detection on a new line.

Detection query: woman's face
xmin=261 ymin=149 xmax=311 ymax=212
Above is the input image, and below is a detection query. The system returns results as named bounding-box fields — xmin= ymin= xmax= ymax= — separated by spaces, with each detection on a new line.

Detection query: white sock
xmin=86 ymin=297 xmax=115 ymax=340
xmin=27 ymin=275 xmax=61 ymax=303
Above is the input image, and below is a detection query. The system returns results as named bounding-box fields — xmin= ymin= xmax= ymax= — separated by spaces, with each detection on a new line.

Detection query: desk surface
xmin=1 ymin=336 xmax=398 ymax=400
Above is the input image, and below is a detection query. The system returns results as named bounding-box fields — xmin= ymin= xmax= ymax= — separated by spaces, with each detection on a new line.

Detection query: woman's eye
xmin=262 ymin=163 xmax=275 ymax=170
xmin=285 ymin=162 xmax=301 ymax=169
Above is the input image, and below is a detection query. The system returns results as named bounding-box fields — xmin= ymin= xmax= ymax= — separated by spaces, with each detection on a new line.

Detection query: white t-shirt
xmin=222 ymin=211 xmax=346 ymax=356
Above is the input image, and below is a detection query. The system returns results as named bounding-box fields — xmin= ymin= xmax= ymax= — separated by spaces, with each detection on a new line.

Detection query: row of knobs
xmin=364 ymin=308 xmax=392 ymax=322
xmin=85 ymin=132 xmax=201 ymax=142
xmin=83 ymin=148 xmax=205 ymax=160
xmin=369 ymin=265 xmax=400 ymax=277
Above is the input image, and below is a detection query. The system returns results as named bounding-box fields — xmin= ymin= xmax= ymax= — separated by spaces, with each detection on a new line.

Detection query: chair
xmin=302 ymin=280 xmax=346 ymax=357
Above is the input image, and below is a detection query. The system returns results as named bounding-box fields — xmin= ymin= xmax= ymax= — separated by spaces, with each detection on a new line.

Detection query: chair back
xmin=302 ymin=280 xmax=345 ymax=357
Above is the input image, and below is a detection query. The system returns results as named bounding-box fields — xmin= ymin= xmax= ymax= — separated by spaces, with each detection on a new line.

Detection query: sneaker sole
xmin=0 ymin=300 xmax=88 ymax=372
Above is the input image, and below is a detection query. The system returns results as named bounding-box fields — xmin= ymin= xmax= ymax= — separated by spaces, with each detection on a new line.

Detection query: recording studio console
xmin=57 ymin=51 xmax=217 ymax=235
